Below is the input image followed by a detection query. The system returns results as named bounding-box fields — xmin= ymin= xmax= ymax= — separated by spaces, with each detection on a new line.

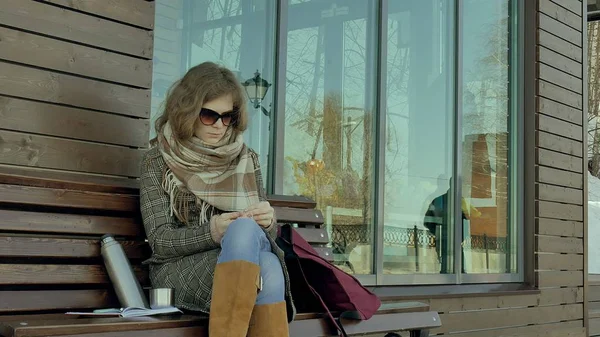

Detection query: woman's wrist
xmin=209 ymin=215 xmax=223 ymax=244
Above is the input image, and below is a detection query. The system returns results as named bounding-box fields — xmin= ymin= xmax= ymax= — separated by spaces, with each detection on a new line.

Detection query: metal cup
xmin=149 ymin=288 xmax=174 ymax=309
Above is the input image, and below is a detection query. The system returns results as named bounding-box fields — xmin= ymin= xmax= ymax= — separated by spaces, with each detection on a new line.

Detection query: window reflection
xmin=589 ymin=21 xmax=600 ymax=275
xmin=281 ymin=0 xmax=377 ymax=274
xmin=461 ymin=0 xmax=515 ymax=274
xmin=383 ymin=0 xmax=456 ymax=275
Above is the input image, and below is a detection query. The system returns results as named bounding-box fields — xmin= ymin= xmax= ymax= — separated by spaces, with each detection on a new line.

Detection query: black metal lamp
xmin=242 ymin=70 xmax=271 ymax=116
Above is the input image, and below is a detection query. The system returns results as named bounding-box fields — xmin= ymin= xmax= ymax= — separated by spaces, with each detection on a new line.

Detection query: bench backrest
xmin=0 ymin=174 xmax=329 ymax=316
xmin=0 ymin=175 xmax=145 ymax=316
xmin=270 ymin=195 xmax=332 ymax=261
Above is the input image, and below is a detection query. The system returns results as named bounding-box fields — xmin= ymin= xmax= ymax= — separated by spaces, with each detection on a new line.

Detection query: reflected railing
xmin=331 ymin=224 xmax=506 ymax=250
xmin=330 ymin=224 xmax=508 ymax=274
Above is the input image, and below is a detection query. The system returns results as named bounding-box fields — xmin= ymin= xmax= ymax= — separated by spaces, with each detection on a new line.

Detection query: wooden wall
xmin=0 ymin=0 xmax=155 ymax=191
xmin=534 ymin=0 xmax=586 ymax=335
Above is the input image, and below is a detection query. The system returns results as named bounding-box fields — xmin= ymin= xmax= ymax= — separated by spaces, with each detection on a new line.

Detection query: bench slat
xmin=0 ymin=170 xmax=139 ymax=195
xmin=267 ymin=194 xmax=317 ymax=209
xmin=293 ymin=227 xmax=329 ymax=244
xmin=52 ymin=326 xmax=206 ymax=337
xmin=293 ymin=301 xmax=430 ymax=321
xmin=313 ymin=247 xmax=334 ymax=262
xmin=274 ymin=207 xmax=324 ymax=226
xmin=0 ymin=313 xmax=67 ymax=322
xmin=0 ymin=184 xmax=138 ymax=213
xmin=0 ymin=264 xmax=147 ymax=285
xmin=0 ymin=290 xmax=115 ymax=313
xmin=339 ymin=311 xmax=440 ymax=335
xmin=0 ymin=236 xmax=147 ymax=259
xmin=0 ymin=315 xmax=207 ymax=337
xmin=293 ymin=301 xmax=430 ymax=320
xmin=289 ymin=311 xmax=440 ymax=336
xmin=0 ymin=209 xmax=142 ymax=237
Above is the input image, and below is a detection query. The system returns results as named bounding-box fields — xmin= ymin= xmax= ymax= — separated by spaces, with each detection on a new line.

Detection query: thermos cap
xmin=101 ymin=234 xmax=116 ymax=245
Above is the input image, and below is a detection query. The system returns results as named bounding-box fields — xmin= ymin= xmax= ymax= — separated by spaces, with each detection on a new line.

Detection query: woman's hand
xmin=211 ymin=212 xmax=240 ymax=241
xmin=243 ymin=201 xmax=275 ymax=228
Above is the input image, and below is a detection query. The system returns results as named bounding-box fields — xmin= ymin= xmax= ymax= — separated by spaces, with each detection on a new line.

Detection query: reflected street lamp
xmin=241 ymin=70 xmax=271 ymax=117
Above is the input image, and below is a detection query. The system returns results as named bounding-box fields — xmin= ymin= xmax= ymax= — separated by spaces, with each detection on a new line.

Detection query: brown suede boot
xmin=247 ymin=301 xmax=290 ymax=337
xmin=208 ymin=260 xmax=261 ymax=337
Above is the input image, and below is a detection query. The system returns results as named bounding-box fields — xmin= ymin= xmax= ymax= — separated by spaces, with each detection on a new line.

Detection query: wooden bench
xmin=268 ymin=194 xmax=333 ymax=262
xmin=0 ymin=174 xmax=440 ymax=337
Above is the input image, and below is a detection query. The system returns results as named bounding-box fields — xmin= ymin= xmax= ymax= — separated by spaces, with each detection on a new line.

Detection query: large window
xmin=151 ymin=0 xmax=523 ymax=285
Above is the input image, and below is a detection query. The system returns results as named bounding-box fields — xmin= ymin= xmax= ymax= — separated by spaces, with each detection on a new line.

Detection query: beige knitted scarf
xmin=157 ymin=122 xmax=260 ymax=224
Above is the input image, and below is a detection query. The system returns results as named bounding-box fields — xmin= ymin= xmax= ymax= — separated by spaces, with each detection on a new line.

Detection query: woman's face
xmin=194 ymin=94 xmax=234 ymax=145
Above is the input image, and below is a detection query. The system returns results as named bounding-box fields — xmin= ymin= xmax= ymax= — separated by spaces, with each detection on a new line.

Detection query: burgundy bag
xmin=276 ymin=224 xmax=381 ymax=336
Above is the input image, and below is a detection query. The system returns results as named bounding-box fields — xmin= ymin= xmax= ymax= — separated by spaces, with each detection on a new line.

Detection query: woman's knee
xmin=218 ymin=217 xmax=267 ymax=264
xmin=256 ymin=252 xmax=284 ymax=304
xmin=222 ymin=217 xmax=263 ymax=245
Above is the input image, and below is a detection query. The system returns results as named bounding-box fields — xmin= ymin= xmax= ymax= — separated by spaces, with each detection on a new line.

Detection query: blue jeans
xmin=217 ymin=217 xmax=285 ymax=305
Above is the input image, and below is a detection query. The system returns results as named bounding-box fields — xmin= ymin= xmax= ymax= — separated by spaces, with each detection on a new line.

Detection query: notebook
xmin=66 ymin=306 xmax=182 ymax=318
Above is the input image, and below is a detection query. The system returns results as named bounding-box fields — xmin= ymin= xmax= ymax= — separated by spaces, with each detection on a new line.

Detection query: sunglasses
xmin=199 ymin=108 xmax=238 ymax=126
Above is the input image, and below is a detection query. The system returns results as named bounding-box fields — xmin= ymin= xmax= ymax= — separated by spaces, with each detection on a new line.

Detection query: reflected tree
xmin=589 ymin=22 xmax=600 ymax=177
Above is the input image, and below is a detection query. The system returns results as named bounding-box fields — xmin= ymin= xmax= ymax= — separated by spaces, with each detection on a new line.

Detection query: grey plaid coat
xmin=140 ymin=146 xmax=296 ymax=321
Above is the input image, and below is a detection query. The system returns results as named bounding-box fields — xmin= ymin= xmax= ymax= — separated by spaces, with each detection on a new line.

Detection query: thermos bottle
xmin=100 ymin=234 xmax=149 ymax=309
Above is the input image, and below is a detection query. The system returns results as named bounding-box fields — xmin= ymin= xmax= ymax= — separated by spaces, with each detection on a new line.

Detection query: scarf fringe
xmin=199 ymin=202 xmax=211 ymax=224
xmin=162 ymin=169 xmax=187 ymax=224
xmin=163 ymin=168 xmax=212 ymax=225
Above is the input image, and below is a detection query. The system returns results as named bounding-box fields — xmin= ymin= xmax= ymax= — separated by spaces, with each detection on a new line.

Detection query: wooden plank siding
xmin=0 ymin=0 xmax=153 ymax=58
xmin=39 ymin=0 xmax=156 ymax=29
xmin=0 ymin=0 xmax=154 ymax=187
xmin=534 ymin=1 xmax=586 ymax=336
xmin=0 ymin=2 xmax=155 ymax=326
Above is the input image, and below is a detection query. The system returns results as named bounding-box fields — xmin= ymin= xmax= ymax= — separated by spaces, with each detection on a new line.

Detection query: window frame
xmin=269 ymin=0 xmax=525 ymax=286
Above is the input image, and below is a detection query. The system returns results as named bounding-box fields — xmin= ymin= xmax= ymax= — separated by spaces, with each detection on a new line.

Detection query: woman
xmin=140 ymin=62 xmax=294 ymax=336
